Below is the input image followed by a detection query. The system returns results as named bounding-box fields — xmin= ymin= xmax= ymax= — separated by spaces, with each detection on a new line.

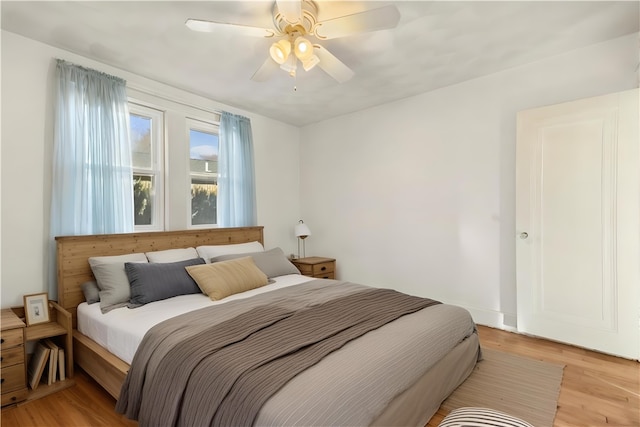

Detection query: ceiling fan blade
xmin=314 ymin=5 xmax=400 ymax=40
xmin=276 ymin=0 xmax=302 ymax=24
xmin=251 ymin=57 xmax=279 ymax=82
xmin=185 ymin=19 xmax=274 ymax=38
xmin=314 ymin=45 xmax=354 ymax=83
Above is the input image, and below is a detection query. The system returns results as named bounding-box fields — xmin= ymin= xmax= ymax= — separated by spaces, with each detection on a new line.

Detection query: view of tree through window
xmin=130 ymin=113 xmax=154 ymax=226
xmin=189 ymin=127 xmax=218 ymax=226
xmin=133 ymin=175 xmax=152 ymax=225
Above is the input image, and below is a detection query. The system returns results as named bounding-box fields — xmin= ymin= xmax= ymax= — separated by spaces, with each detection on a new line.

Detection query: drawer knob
xmin=1 ymin=338 xmax=4 ymax=344
xmin=321 ymin=266 xmax=326 ymax=271
xmin=1 ymin=378 xmax=5 ymax=384
xmin=1 ymin=356 xmax=3 ymax=362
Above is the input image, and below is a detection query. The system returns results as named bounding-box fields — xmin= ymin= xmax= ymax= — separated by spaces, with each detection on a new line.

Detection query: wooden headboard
xmin=56 ymin=226 xmax=264 ymax=328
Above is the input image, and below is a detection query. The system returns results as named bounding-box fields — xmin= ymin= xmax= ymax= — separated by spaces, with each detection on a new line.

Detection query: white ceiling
xmin=2 ymin=1 xmax=638 ymax=126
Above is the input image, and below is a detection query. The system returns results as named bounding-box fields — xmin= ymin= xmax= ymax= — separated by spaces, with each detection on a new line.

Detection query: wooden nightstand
xmin=291 ymin=257 xmax=336 ymax=279
xmin=1 ymin=309 xmax=28 ymax=407
xmin=3 ymin=301 xmax=75 ymax=405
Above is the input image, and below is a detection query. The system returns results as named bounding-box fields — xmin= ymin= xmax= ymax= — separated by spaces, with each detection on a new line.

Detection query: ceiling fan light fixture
xmin=270 ymin=39 xmax=291 ymax=65
xmin=280 ymin=54 xmax=298 ymax=77
xmin=294 ymin=36 xmax=313 ymax=61
xmin=302 ymin=54 xmax=319 ymax=71
xmin=188 ymin=1 xmax=401 ymax=85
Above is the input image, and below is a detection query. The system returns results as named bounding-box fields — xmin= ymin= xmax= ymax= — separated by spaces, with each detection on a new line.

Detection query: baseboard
xmin=450 ymin=303 xmax=518 ymax=333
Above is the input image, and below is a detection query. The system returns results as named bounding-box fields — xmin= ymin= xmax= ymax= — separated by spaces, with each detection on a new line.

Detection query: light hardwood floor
xmin=2 ymin=325 xmax=638 ymax=426
xmin=428 ymin=326 xmax=639 ymax=427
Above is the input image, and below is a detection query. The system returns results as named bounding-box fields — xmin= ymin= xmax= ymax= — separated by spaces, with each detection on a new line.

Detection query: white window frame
xmin=186 ymin=117 xmax=219 ymax=229
xmin=129 ymin=101 xmax=165 ymax=231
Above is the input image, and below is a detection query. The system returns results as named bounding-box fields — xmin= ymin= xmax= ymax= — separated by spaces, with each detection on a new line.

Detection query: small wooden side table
xmin=1 ymin=309 xmax=28 ymax=407
xmin=291 ymin=257 xmax=336 ymax=279
xmin=3 ymin=301 xmax=75 ymax=405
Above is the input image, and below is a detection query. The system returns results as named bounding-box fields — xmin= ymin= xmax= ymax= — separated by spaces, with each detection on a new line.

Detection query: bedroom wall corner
xmin=251 ymin=115 xmax=302 ymax=253
xmin=298 ymin=32 xmax=639 ymax=334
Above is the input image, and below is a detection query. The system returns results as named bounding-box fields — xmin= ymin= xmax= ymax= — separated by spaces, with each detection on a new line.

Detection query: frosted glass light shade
xmin=294 ymin=37 xmax=313 ymax=61
xmin=280 ymin=54 xmax=298 ymax=77
xmin=270 ymin=39 xmax=291 ymax=64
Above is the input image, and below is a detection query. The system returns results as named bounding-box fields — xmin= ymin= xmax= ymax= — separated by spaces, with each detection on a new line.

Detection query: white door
xmin=516 ymin=89 xmax=639 ymax=360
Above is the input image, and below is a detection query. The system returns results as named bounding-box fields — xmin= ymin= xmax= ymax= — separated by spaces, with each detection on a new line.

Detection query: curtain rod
xmin=126 ymin=81 xmax=223 ymax=117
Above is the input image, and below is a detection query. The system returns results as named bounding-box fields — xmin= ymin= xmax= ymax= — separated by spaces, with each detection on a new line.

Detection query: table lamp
xmin=294 ymin=220 xmax=311 ymax=259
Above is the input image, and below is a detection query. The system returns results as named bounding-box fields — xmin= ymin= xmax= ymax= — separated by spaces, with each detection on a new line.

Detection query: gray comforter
xmin=116 ymin=280 xmax=477 ymax=426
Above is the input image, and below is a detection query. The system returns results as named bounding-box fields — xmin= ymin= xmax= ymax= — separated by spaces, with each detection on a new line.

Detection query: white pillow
xmin=145 ymin=247 xmax=199 ymax=263
xmin=196 ymin=241 xmax=265 ymax=263
xmin=88 ymin=253 xmax=148 ymax=313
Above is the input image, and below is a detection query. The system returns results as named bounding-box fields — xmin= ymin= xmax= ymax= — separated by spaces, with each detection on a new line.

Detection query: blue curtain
xmin=49 ymin=59 xmax=133 ymax=299
xmin=218 ymin=112 xmax=257 ymax=227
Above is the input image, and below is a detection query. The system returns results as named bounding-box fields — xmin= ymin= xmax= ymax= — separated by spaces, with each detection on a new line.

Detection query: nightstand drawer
xmin=1 ymin=346 xmax=24 ymax=367
xmin=1 ymin=363 xmax=25 ymax=392
xmin=292 ymin=257 xmax=337 ymax=279
xmin=295 ymin=263 xmax=314 ymax=276
xmin=315 ymin=271 xmax=335 ymax=279
xmin=1 ymin=387 xmax=28 ymax=407
xmin=311 ymin=261 xmax=334 ymax=275
xmin=0 ymin=329 xmax=23 ymax=349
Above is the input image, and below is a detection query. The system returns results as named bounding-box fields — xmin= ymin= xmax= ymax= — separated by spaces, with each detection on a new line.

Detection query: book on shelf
xmin=58 ymin=348 xmax=66 ymax=381
xmin=27 ymin=342 xmax=49 ymax=390
xmin=43 ymin=339 xmax=59 ymax=384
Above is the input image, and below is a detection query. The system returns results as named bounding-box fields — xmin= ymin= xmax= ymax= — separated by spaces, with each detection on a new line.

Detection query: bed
xmin=56 ymin=227 xmax=480 ymax=426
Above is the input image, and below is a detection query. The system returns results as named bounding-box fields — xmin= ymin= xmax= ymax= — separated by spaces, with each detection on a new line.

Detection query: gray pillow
xmin=81 ymin=281 xmax=100 ymax=304
xmin=89 ymin=253 xmax=148 ymax=313
xmin=125 ymin=258 xmax=205 ymax=308
xmin=211 ymin=247 xmax=299 ymax=278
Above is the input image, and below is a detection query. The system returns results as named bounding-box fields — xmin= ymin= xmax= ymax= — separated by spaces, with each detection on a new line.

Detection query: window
xmin=188 ymin=119 xmax=219 ymax=227
xmin=126 ymin=93 xmax=223 ymax=230
xmin=129 ymin=103 xmax=164 ymax=230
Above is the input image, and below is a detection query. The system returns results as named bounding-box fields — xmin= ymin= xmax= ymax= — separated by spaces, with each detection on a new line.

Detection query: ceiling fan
xmin=185 ymin=0 xmax=400 ymax=84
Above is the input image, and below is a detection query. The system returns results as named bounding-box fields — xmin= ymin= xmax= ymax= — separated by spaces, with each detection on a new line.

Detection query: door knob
xmin=519 ymin=232 xmax=529 ymax=239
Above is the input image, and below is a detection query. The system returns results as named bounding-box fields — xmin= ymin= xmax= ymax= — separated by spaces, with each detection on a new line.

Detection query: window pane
xmin=190 ymin=130 xmax=218 ymax=160
xmin=133 ymin=175 xmax=153 ymax=226
xmin=191 ymin=180 xmax=217 ymax=225
xmin=190 ymin=129 xmax=218 ymax=226
xmin=130 ymin=114 xmax=151 ymax=169
xmin=130 ymin=103 xmax=163 ymax=231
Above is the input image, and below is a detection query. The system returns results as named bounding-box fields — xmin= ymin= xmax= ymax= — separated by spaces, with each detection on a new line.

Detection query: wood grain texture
xmin=73 ymin=331 xmax=128 ymax=399
xmin=428 ymin=325 xmax=640 ymax=427
xmin=2 ymin=325 xmax=637 ymax=427
xmin=56 ymin=226 xmax=264 ymax=328
xmin=56 ymin=227 xmax=265 ymax=403
xmin=1 ymin=369 xmax=135 ymax=427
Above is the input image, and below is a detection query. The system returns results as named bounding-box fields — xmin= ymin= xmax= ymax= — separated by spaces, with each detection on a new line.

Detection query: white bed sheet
xmin=77 ymin=274 xmax=313 ymax=364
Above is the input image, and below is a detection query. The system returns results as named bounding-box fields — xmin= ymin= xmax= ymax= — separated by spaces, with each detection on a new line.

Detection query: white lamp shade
xmin=270 ymin=39 xmax=291 ymax=65
xmin=294 ymin=37 xmax=313 ymax=61
xmin=295 ymin=223 xmax=311 ymax=238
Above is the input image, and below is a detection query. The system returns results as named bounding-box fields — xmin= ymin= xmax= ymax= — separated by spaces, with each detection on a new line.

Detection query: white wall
xmin=300 ymin=33 xmax=639 ymax=329
xmin=2 ymin=28 xmax=637 ymax=322
xmin=0 ymin=31 xmax=301 ymax=308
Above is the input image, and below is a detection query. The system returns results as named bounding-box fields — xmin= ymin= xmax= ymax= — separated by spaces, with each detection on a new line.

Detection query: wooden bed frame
xmin=56 ymin=225 xmax=479 ymax=426
xmin=55 ymin=226 xmax=264 ymax=398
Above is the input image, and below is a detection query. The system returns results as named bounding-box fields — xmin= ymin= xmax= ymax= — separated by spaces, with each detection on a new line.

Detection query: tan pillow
xmin=185 ymin=256 xmax=269 ymax=300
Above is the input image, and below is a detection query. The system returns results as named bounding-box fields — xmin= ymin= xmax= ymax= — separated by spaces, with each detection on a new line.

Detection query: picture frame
xmin=23 ymin=292 xmax=50 ymax=326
